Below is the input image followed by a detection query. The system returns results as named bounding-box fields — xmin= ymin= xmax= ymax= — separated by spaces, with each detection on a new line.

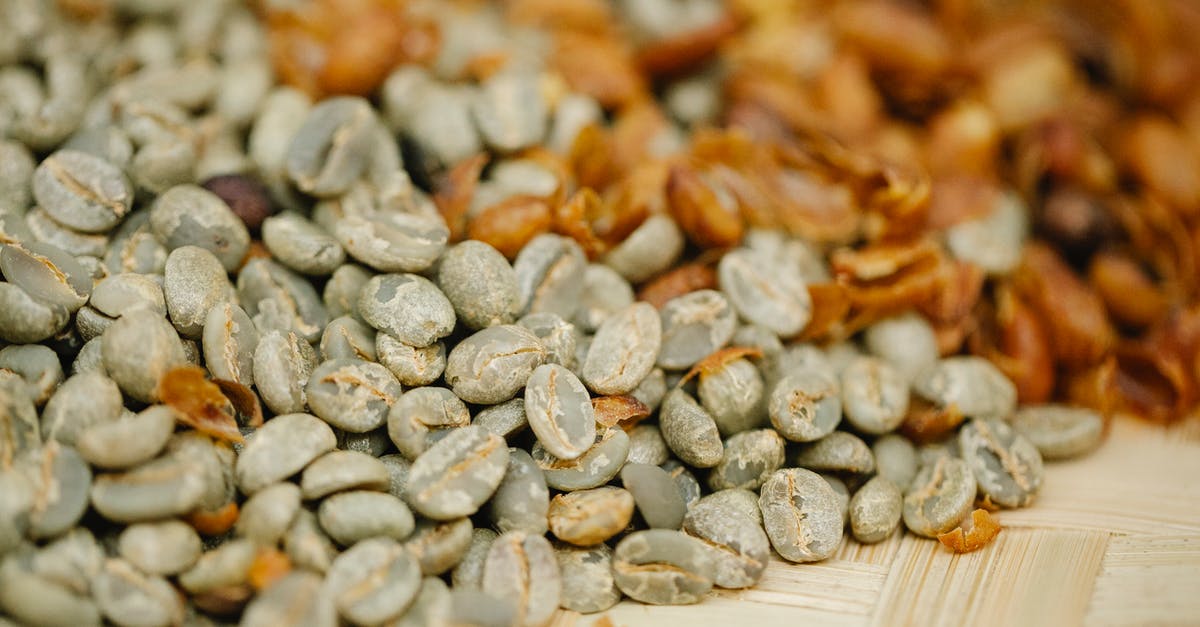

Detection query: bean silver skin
xmin=759 ymin=468 xmax=844 ymax=563
xmin=524 ymin=363 xmax=596 ymax=461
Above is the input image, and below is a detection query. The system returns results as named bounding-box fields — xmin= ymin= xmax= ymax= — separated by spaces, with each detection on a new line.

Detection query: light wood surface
xmin=551 ymin=416 xmax=1200 ymax=627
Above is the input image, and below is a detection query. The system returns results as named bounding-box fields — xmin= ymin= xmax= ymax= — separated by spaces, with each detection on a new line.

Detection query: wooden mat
xmin=551 ymin=416 xmax=1200 ymax=627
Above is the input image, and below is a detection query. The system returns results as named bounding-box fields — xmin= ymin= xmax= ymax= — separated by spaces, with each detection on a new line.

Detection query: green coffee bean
xmin=612 ymin=529 xmax=715 ymax=605
xmin=759 ymin=468 xmax=843 ymax=563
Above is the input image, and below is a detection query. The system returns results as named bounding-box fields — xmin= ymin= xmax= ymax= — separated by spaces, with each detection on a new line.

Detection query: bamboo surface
xmin=551 ymin=415 xmax=1200 ymax=627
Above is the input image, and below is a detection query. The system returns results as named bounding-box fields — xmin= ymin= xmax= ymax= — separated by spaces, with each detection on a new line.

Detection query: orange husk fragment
xmin=185 ymin=501 xmax=239 ymax=537
xmin=970 ymin=286 xmax=1055 ymax=404
xmin=637 ymin=263 xmax=717 ymax=309
xmin=636 ymin=13 xmax=739 ymax=77
xmin=553 ymin=188 xmax=607 ymax=259
xmin=1013 ymin=243 xmax=1116 ymax=368
xmin=667 ymin=162 xmax=745 ymax=249
xmin=938 ymin=509 xmax=1002 ymax=553
xmin=796 ymin=282 xmax=853 ymax=342
xmin=681 ymin=347 xmax=765 ymax=384
xmin=158 ymin=366 xmax=244 ymax=444
xmin=551 ymin=31 xmax=647 ymax=109
xmin=213 ymin=379 xmax=264 ymax=428
xmin=249 ymin=549 xmax=293 ymax=591
xmin=191 ymin=585 xmax=252 ymax=616
xmin=592 ymin=395 xmax=651 ymax=429
xmin=466 ymin=196 xmax=553 ymax=259
xmin=434 ymin=154 xmax=489 ymax=241
xmin=900 ymin=397 xmax=964 ymax=444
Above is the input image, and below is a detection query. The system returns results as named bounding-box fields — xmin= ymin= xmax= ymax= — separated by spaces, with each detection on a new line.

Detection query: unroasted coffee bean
xmin=621 ymin=462 xmax=687 ymax=530
xmin=794 ymin=431 xmax=876 ymax=475
xmin=119 ymin=520 xmax=202 ymax=576
xmin=286 ymin=97 xmax=376 ymax=197
xmin=305 ymin=358 xmax=401 ymax=433
xmin=572 ymin=264 xmax=635 ymax=333
xmin=0 ymin=242 xmax=91 ymax=311
xmin=0 ymin=553 xmax=101 ymax=627
xmin=682 ymin=498 xmax=770 ymax=589
xmin=472 ymin=72 xmax=547 ymax=153
xmin=150 ymin=184 xmax=250 ymax=272
xmin=24 ymin=443 xmax=91 ymax=539
xmin=101 ymin=308 xmax=186 ymax=403
xmin=958 ymin=418 xmax=1044 ymax=508
xmin=474 ymin=398 xmax=529 ymax=440
xmin=452 ymin=528 xmax=499 ymax=590
xmin=1011 ymin=404 xmax=1104 ymax=460
xmin=481 ymin=532 xmax=560 ymax=627
xmin=448 ymin=588 xmax=519 ymax=627
xmin=548 ymin=486 xmax=635 ymax=546
xmin=236 ymin=482 xmax=301 ymax=546
xmin=358 ymin=273 xmax=455 ymax=348
xmin=840 ymin=356 xmax=909 ymax=435
xmin=903 ymin=456 xmax=977 ymax=538
xmin=488 ymin=449 xmax=549 ymax=535
xmin=236 ymin=413 xmax=337 ymax=495
xmin=88 ymin=273 xmax=165 ymax=319
xmin=664 ymin=460 xmax=703 ymax=510
xmin=323 ymin=264 xmax=372 ymax=320
xmin=103 ymin=210 xmax=167 ymax=276
xmin=301 ymin=450 xmax=390 ymax=500
xmin=626 ymin=424 xmax=671 ymax=466
xmin=94 ymin=558 xmax=184 ymax=627
xmin=698 ymin=357 xmax=766 ymax=436
xmin=241 ymin=572 xmax=336 ymax=627
xmin=659 ymin=388 xmax=723 ymax=468
xmin=322 ymin=205 xmax=450 ymax=274
xmin=76 ymin=405 xmax=175 ymax=470
xmin=533 ymin=426 xmax=630 ymax=491
xmin=769 ymin=370 xmax=842 ymax=442
xmin=25 ymin=206 xmax=109 ymax=257
xmin=318 ymin=490 xmax=416 ymax=546
xmin=392 ymin=576 xmax=452 ymax=627
xmin=324 ymin=537 xmax=421 ymax=625
xmin=261 ymin=211 xmax=344 ymax=275
xmin=377 ymin=333 xmax=446 ymax=386
xmin=912 ymin=356 xmax=1017 ymax=421
xmin=759 ymin=468 xmax=843 ymax=563
xmin=708 ymin=428 xmax=786 ymax=491
xmin=388 ymin=386 xmax=471 ymax=459
xmin=517 ymin=312 xmax=578 ymax=371
xmin=718 ymin=248 xmax=812 ymax=337
xmin=0 ymin=282 xmax=70 ymax=344
xmin=698 ymin=489 xmax=763 ymax=526
xmin=40 ymin=372 xmax=121 ymax=446
xmin=253 ymin=330 xmax=318 ymax=416
xmin=873 ymin=434 xmax=919 ymax=490
xmin=238 ymin=258 xmax=329 ymax=343
xmin=512 ymin=233 xmax=587 ymax=319
xmin=863 ymin=313 xmax=940 ymax=382
xmin=0 ymin=344 xmax=62 ymax=406
xmin=444 ymin=324 xmax=546 ymax=404
xmin=283 ymin=510 xmax=338 ymax=574
xmin=524 ymin=363 xmax=596 ymax=460
xmin=612 ymin=529 xmax=715 ymax=605
xmin=32 ymin=149 xmax=132 ymax=233
xmin=202 ymin=302 xmax=259 ymax=386
xmin=162 ymin=245 xmax=234 ymax=339
xmin=90 ymin=454 xmax=206 ymax=523
xmin=405 ymin=425 xmax=509 ymax=520
xmin=437 ymin=240 xmax=521 ymax=330
xmin=178 ymin=538 xmax=256 ymax=594
xmin=200 ymin=174 xmax=276 ymax=232
xmin=582 ymin=302 xmax=661 ymax=395
xmin=404 ymin=517 xmax=474 ymax=575
xmin=657 ymin=289 xmax=737 ymax=370
xmin=822 ymin=474 xmax=851 ymax=521
xmin=555 ymin=543 xmax=621 ymax=613
xmin=603 ymin=214 xmax=686 ymax=283
xmin=849 ymin=476 xmax=903 ymax=544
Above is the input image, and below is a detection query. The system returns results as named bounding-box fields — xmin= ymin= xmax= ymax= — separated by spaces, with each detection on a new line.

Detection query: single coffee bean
xmin=283 ymin=509 xmax=338 ymax=574
xmin=902 ymin=456 xmax=977 ymax=538
xmin=657 ymin=289 xmax=737 ymax=370
xmin=236 ymin=482 xmax=301 ymax=546
xmin=323 ymin=263 xmax=372 ymax=320
xmin=324 ymin=536 xmax=421 ymax=625
xmin=103 ymin=209 xmax=167 ymax=275
xmin=101 ymin=308 xmax=186 ymax=403
xmin=322 ymin=205 xmax=450 ymax=274
xmin=697 ymin=488 xmax=763 ymax=526
xmin=603 ymin=213 xmax=685 ymax=283
xmin=622 ymin=462 xmax=687 ymax=530
xmin=769 ymin=369 xmax=842 ymax=442
xmin=262 ymin=211 xmax=345 ymax=275
xmin=554 ymin=543 xmax=622 ymax=613
xmin=863 ymin=312 xmax=940 ymax=382
xmin=358 ymin=273 xmax=456 ymax=348
xmin=88 ymin=272 xmax=165 ymax=319
xmin=708 ymin=429 xmax=786 ymax=491
xmin=488 ymin=448 xmax=550 ymax=535
xmin=659 ymin=388 xmax=724 ymax=468
xmin=682 ymin=498 xmax=770 ymax=589
xmin=25 ymin=206 xmax=110 ymax=257
xmin=524 ymin=363 xmax=596 ymax=461
xmin=238 ymin=257 xmax=329 ymax=343
xmin=759 ymin=468 xmax=844 ymax=563
xmin=286 ymin=97 xmax=376 ymax=197
xmin=452 ymin=528 xmax=499 ymax=590
xmin=1011 ymin=404 xmax=1105 ymax=460
xmin=444 ymin=324 xmax=547 ymax=404
xmin=162 ymin=245 xmax=235 ymax=339
xmin=0 ymin=344 xmax=62 ymax=407
xmin=547 ymin=486 xmax=635 ymax=546
xmin=94 ymin=558 xmax=184 ymax=627
xmin=612 ymin=529 xmax=715 ymax=605
xmin=240 ymin=572 xmax=336 ymax=627
xmin=0 ymin=282 xmax=71 ymax=344
xmin=404 ymin=517 xmax=474 ymax=576
xmin=300 ymin=450 xmax=390 ymax=500
xmin=150 ymin=184 xmax=250 ymax=272
xmin=532 ymin=426 xmax=630 ymax=491
xmin=481 ymin=531 xmax=561 ymax=627
xmin=32 ymin=149 xmax=132 ymax=233
xmin=512 ymin=233 xmax=587 ymax=319
xmin=627 ymin=424 xmax=671 ymax=466
xmin=306 ymin=358 xmax=402 ymax=433
xmin=319 ymin=315 xmax=377 ymax=362
xmin=698 ymin=357 xmax=766 ymax=437
xmin=76 ymin=405 xmax=175 ymax=470
xmin=118 ymin=520 xmax=202 ymax=577
xmin=0 ymin=242 xmax=91 ymax=311
xmin=392 ymin=576 xmax=452 ymax=627
xmin=405 ymin=425 xmax=510 ymax=520
xmin=200 ymin=173 xmax=276 ymax=232
xmin=202 ymin=302 xmax=258 ymax=386
xmin=387 ymin=386 xmax=471 ymax=460
xmin=582 ymin=302 xmax=661 ymax=395
xmin=912 ymin=356 xmax=1017 ymax=421
xmin=23 ymin=443 xmax=91 ymax=539
xmin=253 ymin=330 xmax=318 ymax=416
xmin=377 ymin=333 xmax=446 ymax=386
xmin=849 ymin=476 xmax=903 ymax=544
xmin=90 ymin=455 xmax=207 ymax=523
xmin=840 ymin=356 xmax=909 ymax=435
xmin=663 ymin=460 xmax=703 ymax=510
xmin=317 ymin=490 xmax=416 ymax=546
xmin=235 ymin=413 xmax=337 ymax=495
xmin=0 ymin=554 xmax=101 ymax=627
xmin=958 ymin=418 xmax=1044 ymax=508
xmin=872 ymin=434 xmax=919 ymax=491
xmin=472 ymin=72 xmax=547 ymax=153
xmin=718 ymin=247 xmax=813 ymax=337
xmin=517 ymin=312 xmax=579 ymax=371
xmin=39 ymin=372 xmax=121 ymax=446
xmin=379 ymin=454 xmax=412 ymax=500
xmin=473 ymin=398 xmax=529 ymax=440
xmin=177 ymin=538 xmax=256 ymax=594
xmin=573 ymin=263 xmax=635 ymax=333
xmin=437 ymin=240 xmax=521 ymax=330
xmin=793 ymin=431 xmax=876 ymax=475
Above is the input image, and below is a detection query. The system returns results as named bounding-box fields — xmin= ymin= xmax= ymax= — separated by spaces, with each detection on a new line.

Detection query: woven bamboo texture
xmin=551 ymin=416 xmax=1200 ymax=627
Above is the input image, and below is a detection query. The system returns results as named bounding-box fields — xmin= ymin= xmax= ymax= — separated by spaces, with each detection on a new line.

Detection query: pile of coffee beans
xmin=0 ymin=2 xmax=1111 ymax=626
